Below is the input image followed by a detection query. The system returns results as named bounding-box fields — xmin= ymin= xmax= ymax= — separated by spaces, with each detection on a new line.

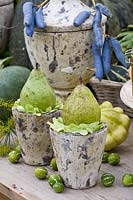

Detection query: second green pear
xmin=62 ymin=84 xmax=101 ymax=125
xmin=20 ymin=68 xmax=56 ymax=112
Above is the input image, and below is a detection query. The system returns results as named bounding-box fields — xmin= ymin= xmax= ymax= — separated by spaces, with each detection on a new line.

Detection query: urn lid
xmin=39 ymin=0 xmax=106 ymax=32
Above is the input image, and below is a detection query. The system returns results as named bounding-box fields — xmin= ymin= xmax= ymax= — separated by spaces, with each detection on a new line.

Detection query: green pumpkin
xmin=106 ymin=65 xmax=129 ymax=82
xmin=0 ymin=66 xmax=30 ymax=101
xmin=0 ymin=66 xmax=30 ymax=120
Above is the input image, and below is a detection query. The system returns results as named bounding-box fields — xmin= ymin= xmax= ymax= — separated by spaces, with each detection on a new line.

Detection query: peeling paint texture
xmin=12 ymin=108 xmax=60 ymax=166
xmin=50 ymin=124 xmax=107 ymax=189
xmin=24 ymin=0 xmax=107 ymax=93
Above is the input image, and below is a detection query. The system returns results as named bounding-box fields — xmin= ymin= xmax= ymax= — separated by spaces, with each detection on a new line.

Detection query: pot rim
xmin=50 ymin=122 xmax=107 ymax=137
xmin=12 ymin=107 xmax=60 ymax=117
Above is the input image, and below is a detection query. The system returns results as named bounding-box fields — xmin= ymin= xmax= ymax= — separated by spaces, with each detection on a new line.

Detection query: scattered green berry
xmin=122 ymin=173 xmax=133 ymax=187
xmin=108 ymin=153 xmax=120 ymax=166
xmin=53 ymin=182 xmax=64 ymax=193
xmin=34 ymin=167 xmax=48 ymax=180
xmin=50 ymin=158 xmax=58 ymax=171
xmin=101 ymin=173 xmax=115 ymax=187
xmin=8 ymin=150 xmax=21 ymax=163
xmin=48 ymin=174 xmax=63 ymax=187
xmin=102 ymin=152 xmax=110 ymax=163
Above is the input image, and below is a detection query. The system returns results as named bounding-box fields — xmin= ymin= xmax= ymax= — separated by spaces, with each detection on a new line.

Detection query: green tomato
xmin=48 ymin=174 xmax=62 ymax=187
xmin=34 ymin=167 xmax=48 ymax=180
xmin=50 ymin=158 xmax=58 ymax=171
xmin=53 ymin=182 xmax=64 ymax=193
xmin=122 ymin=173 xmax=133 ymax=187
xmin=8 ymin=150 xmax=21 ymax=163
xmin=101 ymin=173 xmax=115 ymax=187
xmin=102 ymin=152 xmax=110 ymax=163
xmin=108 ymin=153 xmax=120 ymax=166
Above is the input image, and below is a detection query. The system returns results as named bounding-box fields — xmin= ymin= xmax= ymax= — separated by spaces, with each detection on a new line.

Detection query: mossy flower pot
xmin=12 ymin=108 xmax=60 ymax=166
xmin=50 ymin=123 xmax=107 ymax=189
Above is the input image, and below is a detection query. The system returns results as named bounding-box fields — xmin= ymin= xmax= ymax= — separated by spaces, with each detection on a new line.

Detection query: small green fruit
xmin=34 ymin=167 xmax=48 ymax=180
xmin=102 ymin=152 xmax=110 ymax=163
xmin=8 ymin=150 xmax=21 ymax=163
xmin=108 ymin=153 xmax=120 ymax=166
xmin=48 ymin=174 xmax=62 ymax=187
xmin=53 ymin=182 xmax=64 ymax=193
xmin=122 ymin=173 xmax=133 ymax=187
xmin=15 ymin=145 xmax=21 ymax=154
xmin=101 ymin=173 xmax=115 ymax=187
xmin=50 ymin=158 xmax=58 ymax=171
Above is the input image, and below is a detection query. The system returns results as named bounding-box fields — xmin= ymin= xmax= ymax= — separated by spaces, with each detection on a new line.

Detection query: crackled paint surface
xmin=50 ymin=125 xmax=107 ymax=189
xmin=25 ymin=30 xmax=94 ymax=90
xmin=12 ymin=108 xmax=60 ymax=166
xmin=25 ymin=0 xmax=106 ymax=97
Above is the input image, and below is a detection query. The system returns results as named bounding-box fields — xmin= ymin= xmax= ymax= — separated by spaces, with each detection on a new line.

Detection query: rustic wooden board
xmin=0 ymin=120 xmax=133 ymax=200
xmin=0 ymin=193 xmax=10 ymax=200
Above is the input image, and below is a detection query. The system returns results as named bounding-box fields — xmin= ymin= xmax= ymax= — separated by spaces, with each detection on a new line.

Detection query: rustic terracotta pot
xmin=12 ymin=108 xmax=60 ymax=166
xmin=50 ymin=123 xmax=107 ymax=189
xmin=0 ymin=0 xmax=14 ymax=52
xmin=24 ymin=0 xmax=106 ymax=98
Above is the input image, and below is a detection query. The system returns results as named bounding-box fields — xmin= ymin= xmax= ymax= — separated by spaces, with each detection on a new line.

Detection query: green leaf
xmin=79 ymin=130 xmax=88 ymax=136
xmin=0 ymin=57 xmax=13 ymax=69
xmin=25 ymin=104 xmax=34 ymax=113
xmin=16 ymin=105 xmax=25 ymax=112
xmin=45 ymin=106 xmax=52 ymax=112
xmin=48 ymin=118 xmax=103 ymax=136
xmin=116 ymin=32 xmax=129 ymax=39
xmin=127 ymin=24 xmax=133 ymax=30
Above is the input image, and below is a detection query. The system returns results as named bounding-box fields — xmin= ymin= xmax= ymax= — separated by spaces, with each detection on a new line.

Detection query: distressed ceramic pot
xmin=0 ymin=0 xmax=14 ymax=52
xmin=50 ymin=123 xmax=107 ymax=189
xmin=12 ymin=108 xmax=60 ymax=166
xmin=25 ymin=0 xmax=106 ymax=98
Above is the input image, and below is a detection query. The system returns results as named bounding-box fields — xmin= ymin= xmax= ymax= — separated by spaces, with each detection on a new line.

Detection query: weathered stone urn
xmin=0 ymin=0 xmax=14 ymax=53
xmin=50 ymin=123 xmax=107 ymax=189
xmin=25 ymin=0 xmax=106 ymax=98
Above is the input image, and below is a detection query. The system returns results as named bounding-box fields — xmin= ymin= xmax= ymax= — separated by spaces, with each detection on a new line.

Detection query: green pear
xmin=62 ymin=84 xmax=101 ymax=125
xmin=20 ymin=68 xmax=56 ymax=112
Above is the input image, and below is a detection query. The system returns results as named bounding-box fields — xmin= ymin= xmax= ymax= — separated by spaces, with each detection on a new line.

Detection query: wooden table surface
xmin=0 ymin=120 xmax=133 ymax=200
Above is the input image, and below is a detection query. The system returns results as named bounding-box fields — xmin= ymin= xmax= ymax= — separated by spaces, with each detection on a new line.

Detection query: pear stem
xmin=36 ymin=63 xmax=40 ymax=69
xmin=79 ymin=76 xmax=83 ymax=85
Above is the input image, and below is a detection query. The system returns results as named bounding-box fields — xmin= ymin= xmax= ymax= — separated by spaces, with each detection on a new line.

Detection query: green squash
xmin=106 ymin=65 xmax=129 ymax=82
xmin=0 ymin=66 xmax=30 ymax=120
xmin=0 ymin=66 xmax=30 ymax=101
